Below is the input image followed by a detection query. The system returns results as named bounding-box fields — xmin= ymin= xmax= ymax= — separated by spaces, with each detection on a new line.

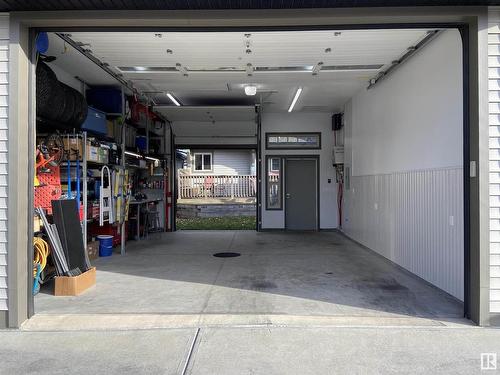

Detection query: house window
xmin=194 ymin=153 xmax=212 ymax=171
xmin=266 ymin=132 xmax=321 ymax=149
xmin=266 ymin=156 xmax=282 ymax=210
xmin=270 ymin=158 xmax=280 ymax=172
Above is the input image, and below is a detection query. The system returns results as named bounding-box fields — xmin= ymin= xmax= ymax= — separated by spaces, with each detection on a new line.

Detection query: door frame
xmin=284 ymin=155 xmax=320 ymax=231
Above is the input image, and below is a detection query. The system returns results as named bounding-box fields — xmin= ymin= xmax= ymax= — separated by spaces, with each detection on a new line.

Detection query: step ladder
xmin=99 ymin=165 xmax=114 ymax=226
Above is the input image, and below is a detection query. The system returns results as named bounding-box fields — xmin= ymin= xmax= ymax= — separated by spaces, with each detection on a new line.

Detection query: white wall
xmin=343 ymin=29 xmax=464 ymax=300
xmin=260 ymin=112 xmax=338 ymax=229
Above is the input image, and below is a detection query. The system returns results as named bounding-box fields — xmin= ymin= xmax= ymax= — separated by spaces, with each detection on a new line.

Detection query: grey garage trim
xmin=2 ymin=7 xmax=491 ymax=327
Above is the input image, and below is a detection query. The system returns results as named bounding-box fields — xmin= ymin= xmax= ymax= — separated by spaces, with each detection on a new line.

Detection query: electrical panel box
xmin=333 ymin=146 xmax=344 ymax=165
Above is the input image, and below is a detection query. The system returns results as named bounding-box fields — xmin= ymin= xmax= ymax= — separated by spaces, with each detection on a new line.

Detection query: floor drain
xmin=213 ymin=252 xmax=241 ymax=258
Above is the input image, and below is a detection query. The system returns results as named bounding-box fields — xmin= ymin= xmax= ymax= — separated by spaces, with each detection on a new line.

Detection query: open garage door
xmin=29 ymin=26 xmax=466 ymax=325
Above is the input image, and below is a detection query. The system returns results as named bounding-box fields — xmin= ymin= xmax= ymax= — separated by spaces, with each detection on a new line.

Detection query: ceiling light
xmin=288 ymin=88 xmax=302 ymax=113
xmin=245 ymin=85 xmax=257 ymax=96
xmin=166 ymin=92 xmax=181 ymax=106
xmin=145 ymin=156 xmax=160 ymax=162
xmin=134 ymin=66 xmax=147 ymax=71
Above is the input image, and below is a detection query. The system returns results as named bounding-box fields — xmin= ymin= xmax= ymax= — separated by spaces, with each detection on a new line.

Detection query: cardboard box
xmin=87 ymin=145 xmax=100 ymax=163
xmin=54 ymin=267 xmax=96 ymax=296
xmin=63 ymin=137 xmax=85 ymax=160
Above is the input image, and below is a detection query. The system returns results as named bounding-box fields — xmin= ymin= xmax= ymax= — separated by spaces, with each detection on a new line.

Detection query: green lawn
xmin=176 ymin=216 xmax=256 ymax=230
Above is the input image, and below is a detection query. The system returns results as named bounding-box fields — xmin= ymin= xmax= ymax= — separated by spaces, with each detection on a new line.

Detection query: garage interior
xmin=31 ymin=27 xmax=465 ymax=323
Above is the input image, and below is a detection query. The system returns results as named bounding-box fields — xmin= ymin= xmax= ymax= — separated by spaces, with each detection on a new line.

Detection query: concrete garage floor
xmin=34 ymin=230 xmax=463 ymax=324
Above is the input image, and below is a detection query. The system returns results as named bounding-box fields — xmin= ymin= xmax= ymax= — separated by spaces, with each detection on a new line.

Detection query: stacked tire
xmin=36 ymin=62 xmax=88 ymax=128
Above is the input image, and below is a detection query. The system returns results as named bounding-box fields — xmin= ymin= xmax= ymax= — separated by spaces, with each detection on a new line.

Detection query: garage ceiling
xmin=48 ymin=28 xmax=438 ymax=114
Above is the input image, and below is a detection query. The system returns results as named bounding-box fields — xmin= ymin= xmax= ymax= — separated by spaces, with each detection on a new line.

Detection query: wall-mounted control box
xmin=333 ymin=146 xmax=344 ymax=165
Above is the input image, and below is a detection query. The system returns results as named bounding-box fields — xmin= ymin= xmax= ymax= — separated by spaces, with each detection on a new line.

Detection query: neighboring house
xmin=178 ymin=149 xmax=257 ymax=199
xmin=182 ymin=149 xmax=256 ymax=176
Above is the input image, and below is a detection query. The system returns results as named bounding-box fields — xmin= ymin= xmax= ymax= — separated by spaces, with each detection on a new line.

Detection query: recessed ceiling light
xmin=245 ymin=85 xmax=257 ymax=96
xmin=288 ymin=88 xmax=302 ymax=113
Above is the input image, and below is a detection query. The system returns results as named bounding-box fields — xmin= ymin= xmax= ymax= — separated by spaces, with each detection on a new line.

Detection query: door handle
xmin=285 ymin=193 xmax=291 ymax=199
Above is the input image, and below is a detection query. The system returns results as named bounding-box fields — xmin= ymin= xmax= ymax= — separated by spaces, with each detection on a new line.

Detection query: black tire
xmin=59 ymin=84 xmax=76 ymax=124
xmin=36 ymin=62 xmax=58 ymax=119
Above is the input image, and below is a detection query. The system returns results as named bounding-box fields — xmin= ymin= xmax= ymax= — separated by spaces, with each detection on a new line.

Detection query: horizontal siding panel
xmin=490 ymin=68 xmax=500 ymax=79
xmin=491 ymin=265 xmax=500 ymax=278
xmin=492 ymin=301 xmax=500 ymax=313
xmin=489 ymin=137 xmax=500 ymax=149
xmin=488 ymin=44 xmax=500 ymax=55
xmin=0 ymin=15 xmax=7 ymax=312
xmin=490 ymin=195 xmax=500 ymax=207
xmin=490 ymin=184 xmax=500 ymax=195
xmin=492 ymin=242 xmax=500 ymax=254
xmin=489 ymin=114 xmax=500 ymax=125
xmin=490 ymin=102 xmax=500 ymax=113
xmin=491 ymin=289 xmax=500 ymax=301
xmin=492 ymin=254 xmax=500 ymax=266
xmin=491 ymin=207 xmax=500 ymax=219
xmin=490 ymin=148 xmax=500 ymax=159
xmin=489 ymin=56 xmax=500 ymax=67
xmin=491 ymin=173 xmax=500 ymax=184
xmin=490 ymin=91 xmax=500 ymax=102
xmin=491 ymin=231 xmax=500 ymax=242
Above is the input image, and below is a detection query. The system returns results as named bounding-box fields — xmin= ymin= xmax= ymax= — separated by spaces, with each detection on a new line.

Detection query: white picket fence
xmin=178 ymin=174 xmax=257 ymax=199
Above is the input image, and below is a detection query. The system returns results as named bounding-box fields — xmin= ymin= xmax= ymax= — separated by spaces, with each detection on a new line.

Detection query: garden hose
xmin=33 ymin=237 xmax=49 ymax=295
xmin=33 ymin=237 xmax=49 ymax=278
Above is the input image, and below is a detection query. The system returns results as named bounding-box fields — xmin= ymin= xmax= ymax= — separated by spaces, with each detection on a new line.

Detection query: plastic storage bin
xmin=86 ymin=88 xmax=123 ymax=114
xmin=81 ymin=107 xmax=107 ymax=135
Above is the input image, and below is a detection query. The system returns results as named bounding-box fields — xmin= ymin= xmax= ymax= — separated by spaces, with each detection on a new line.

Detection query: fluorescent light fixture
xmin=135 ymin=66 xmax=147 ymax=71
xmin=166 ymin=92 xmax=181 ymax=106
xmin=145 ymin=156 xmax=160 ymax=162
xmin=288 ymin=87 xmax=302 ymax=113
xmin=125 ymin=151 xmax=142 ymax=158
xmin=244 ymin=85 xmax=257 ymax=96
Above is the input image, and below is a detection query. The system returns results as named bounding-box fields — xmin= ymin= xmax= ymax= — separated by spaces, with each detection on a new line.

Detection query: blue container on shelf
xmin=81 ymin=107 xmax=107 ymax=135
xmin=136 ymin=136 xmax=147 ymax=151
xmin=97 ymin=235 xmax=114 ymax=257
xmin=86 ymin=88 xmax=123 ymax=114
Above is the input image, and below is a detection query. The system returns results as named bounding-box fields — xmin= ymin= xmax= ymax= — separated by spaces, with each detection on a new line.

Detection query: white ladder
xmin=99 ymin=165 xmax=114 ymax=226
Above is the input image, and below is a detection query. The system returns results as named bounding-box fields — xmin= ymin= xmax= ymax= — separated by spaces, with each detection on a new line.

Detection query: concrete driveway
xmin=1 ymin=324 xmax=500 ymax=374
